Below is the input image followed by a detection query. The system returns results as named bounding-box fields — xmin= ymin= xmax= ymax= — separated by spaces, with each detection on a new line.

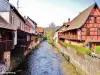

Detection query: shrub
xmin=94 ymin=46 xmax=100 ymax=54
xmin=43 ymin=37 xmax=47 ymax=40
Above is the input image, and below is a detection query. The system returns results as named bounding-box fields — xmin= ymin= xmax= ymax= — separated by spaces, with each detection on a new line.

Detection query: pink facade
xmin=81 ymin=7 xmax=100 ymax=41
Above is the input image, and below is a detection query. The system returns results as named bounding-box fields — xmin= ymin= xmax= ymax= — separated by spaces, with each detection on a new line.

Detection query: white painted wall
xmin=53 ymin=32 xmax=58 ymax=43
xmin=27 ymin=34 xmax=30 ymax=41
xmin=0 ymin=12 xmax=10 ymax=23
xmin=27 ymin=19 xmax=37 ymax=34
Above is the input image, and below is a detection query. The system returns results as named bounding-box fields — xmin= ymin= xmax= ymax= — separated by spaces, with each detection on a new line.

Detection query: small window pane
xmin=98 ymin=28 xmax=100 ymax=35
xmin=86 ymin=28 xmax=90 ymax=35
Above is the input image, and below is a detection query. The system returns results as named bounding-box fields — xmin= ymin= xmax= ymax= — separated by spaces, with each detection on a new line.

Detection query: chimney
xmin=68 ymin=18 xmax=70 ymax=23
xmin=24 ymin=16 xmax=26 ymax=19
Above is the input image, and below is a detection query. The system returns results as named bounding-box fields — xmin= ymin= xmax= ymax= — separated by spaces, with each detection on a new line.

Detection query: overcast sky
xmin=9 ymin=0 xmax=100 ymax=27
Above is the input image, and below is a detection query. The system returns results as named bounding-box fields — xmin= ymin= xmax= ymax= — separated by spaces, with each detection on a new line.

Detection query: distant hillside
xmin=44 ymin=26 xmax=61 ymax=31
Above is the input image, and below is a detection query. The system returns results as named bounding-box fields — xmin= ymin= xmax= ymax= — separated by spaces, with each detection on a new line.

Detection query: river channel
xmin=14 ymin=41 xmax=79 ymax=75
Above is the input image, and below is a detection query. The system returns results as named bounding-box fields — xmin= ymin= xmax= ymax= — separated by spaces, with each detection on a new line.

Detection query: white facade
xmin=0 ymin=12 xmax=10 ymax=23
xmin=53 ymin=31 xmax=58 ymax=43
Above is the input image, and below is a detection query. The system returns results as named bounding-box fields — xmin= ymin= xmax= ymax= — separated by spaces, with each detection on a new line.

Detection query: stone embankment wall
xmin=54 ymin=42 xmax=100 ymax=75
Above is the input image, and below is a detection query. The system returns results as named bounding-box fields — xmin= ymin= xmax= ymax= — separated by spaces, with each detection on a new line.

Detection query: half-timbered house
xmin=61 ymin=2 xmax=100 ymax=50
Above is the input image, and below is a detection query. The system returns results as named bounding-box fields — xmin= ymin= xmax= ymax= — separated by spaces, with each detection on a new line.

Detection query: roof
xmin=38 ymin=27 xmax=44 ymax=33
xmin=56 ymin=25 xmax=67 ymax=32
xmin=0 ymin=16 xmax=16 ymax=30
xmin=56 ymin=22 xmax=69 ymax=32
xmin=0 ymin=0 xmax=10 ymax=11
xmin=65 ymin=2 xmax=98 ymax=31
xmin=27 ymin=17 xmax=37 ymax=25
xmin=25 ymin=19 xmax=34 ymax=29
xmin=1 ymin=0 xmax=25 ymax=22
xmin=11 ymin=6 xmax=25 ymax=23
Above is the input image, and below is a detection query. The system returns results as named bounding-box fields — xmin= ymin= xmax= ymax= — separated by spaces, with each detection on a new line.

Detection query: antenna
xmin=17 ymin=0 xmax=19 ymax=9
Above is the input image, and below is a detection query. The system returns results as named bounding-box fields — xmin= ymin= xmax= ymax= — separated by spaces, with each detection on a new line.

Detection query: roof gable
xmin=38 ymin=27 xmax=44 ymax=33
xmin=66 ymin=2 xmax=99 ymax=31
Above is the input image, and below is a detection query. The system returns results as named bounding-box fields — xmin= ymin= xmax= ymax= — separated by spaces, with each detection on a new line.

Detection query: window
xmin=88 ymin=17 xmax=93 ymax=23
xmin=22 ymin=23 xmax=24 ymax=30
xmin=20 ymin=22 xmax=21 ymax=28
xmin=98 ymin=28 xmax=100 ymax=35
xmin=86 ymin=28 xmax=90 ymax=35
xmin=94 ymin=17 xmax=96 ymax=23
xmin=11 ymin=16 xmax=14 ymax=24
xmin=97 ymin=17 xmax=100 ymax=23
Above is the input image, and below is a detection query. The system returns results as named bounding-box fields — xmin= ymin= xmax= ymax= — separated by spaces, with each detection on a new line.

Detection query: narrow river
xmin=14 ymin=41 xmax=79 ymax=75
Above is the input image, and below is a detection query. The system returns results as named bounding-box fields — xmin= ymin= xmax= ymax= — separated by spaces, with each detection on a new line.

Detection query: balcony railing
xmin=65 ymin=35 xmax=78 ymax=40
xmin=0 ymin=40 xmax=13 ymax=51
xmin=59 ymin=35 xmax=65 ymax=39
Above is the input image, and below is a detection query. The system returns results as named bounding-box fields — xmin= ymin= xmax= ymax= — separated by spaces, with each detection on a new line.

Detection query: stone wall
xmin=54 ymin=42 xmax=100 ymax=75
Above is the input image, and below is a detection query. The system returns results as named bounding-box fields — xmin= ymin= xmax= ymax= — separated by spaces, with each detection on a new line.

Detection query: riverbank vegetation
xmin=94 ymin=46 xmax=100 ymax=54
xmin=46 ymin=30 xmax=55 ymax=44
xmin=59 ymin=41 xmax=91 ymax=55
xmin=44 ymin=22 xmax=60 ymax=44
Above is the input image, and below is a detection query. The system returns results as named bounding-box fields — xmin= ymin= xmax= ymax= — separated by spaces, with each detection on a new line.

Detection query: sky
xmin=9 ymin=0 xmax=100 ymax=27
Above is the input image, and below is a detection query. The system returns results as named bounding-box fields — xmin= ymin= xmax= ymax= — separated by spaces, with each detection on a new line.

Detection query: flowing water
xmin=15 ymin=41 xmax=64 ymax=75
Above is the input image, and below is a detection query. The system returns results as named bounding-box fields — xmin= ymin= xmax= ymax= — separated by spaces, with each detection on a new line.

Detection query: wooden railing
xmin=59 ymin=35 xmax=65 ymax=39
xmin=0 ymin=40 xmax=13 ymax=51
xmin=65 ymin=35 xmax=78 ymax=40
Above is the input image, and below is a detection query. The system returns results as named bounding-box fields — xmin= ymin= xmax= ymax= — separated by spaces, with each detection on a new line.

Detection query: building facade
xmin=58 ymin=3 xmax=100 ymax=51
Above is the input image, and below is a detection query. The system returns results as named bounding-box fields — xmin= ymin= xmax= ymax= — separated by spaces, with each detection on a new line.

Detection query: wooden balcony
xmin=65 ymin=35 xmax=78 ymax=40
xmin=0 ymin=40 xmax=13 ymax=51
xmin=59 ymin=35 xmax=65 ymax=39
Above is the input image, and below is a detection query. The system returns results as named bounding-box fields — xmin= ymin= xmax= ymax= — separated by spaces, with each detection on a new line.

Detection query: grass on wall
xmin=62 ymin=42 xmax=91 ymax=55
xmin=94 ymin=46 xmax=100 ymax=54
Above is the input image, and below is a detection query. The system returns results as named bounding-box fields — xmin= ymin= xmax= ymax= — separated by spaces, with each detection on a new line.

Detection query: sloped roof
xmin=38 ymin=27 xmax=44 ymax=33
xmin=0 ymin=0 xmax=10 ymax=11
xmin=65 ymin=2 xmax=98 ymax=31
xmin=56 ymin=21 xmax=70 ymax=32
xmin=56 ymin=25 xmax=68 ymax=32
xmin=27 ymin=17 xmax=37 ymax=25
xmin=2 ymin=0 xmax=25 ymax=22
